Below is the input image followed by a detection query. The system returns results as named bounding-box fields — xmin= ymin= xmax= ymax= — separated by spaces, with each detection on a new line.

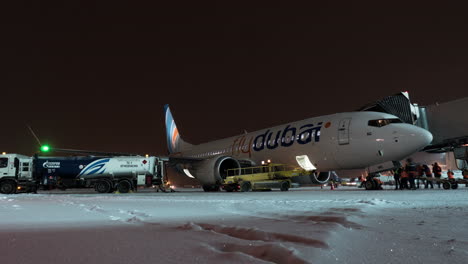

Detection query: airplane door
xmin=338 ymin=118 xmax=351 ymax=145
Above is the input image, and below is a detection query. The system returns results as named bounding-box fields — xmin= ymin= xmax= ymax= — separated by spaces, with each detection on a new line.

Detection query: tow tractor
xmin=222 ymin=163 xmax=305 ymax=192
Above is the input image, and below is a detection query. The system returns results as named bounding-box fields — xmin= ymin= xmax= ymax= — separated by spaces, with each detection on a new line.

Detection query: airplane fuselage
xmin=164 ymin=105 xmax=432 ymax=186
xmin=181 ymin=112 xmax=431 ymax=173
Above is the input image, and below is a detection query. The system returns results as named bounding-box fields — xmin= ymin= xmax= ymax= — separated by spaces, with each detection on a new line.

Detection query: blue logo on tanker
xmin=78 ymin=158 xmax=110 ymax=176
xmin=231 ymin=122 xmax=323 ymax=158
xmin=43 ymin=161 xmax=61 ymax=169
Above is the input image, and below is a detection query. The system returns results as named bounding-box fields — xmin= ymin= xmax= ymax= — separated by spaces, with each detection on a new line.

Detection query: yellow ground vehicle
xmin=222 ymin=163 xmax=305 ymax=192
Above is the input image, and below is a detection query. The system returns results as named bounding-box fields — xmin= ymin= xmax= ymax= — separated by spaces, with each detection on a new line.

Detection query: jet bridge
xmin=360 ymin=93 xmax=468 ymax=171
xmin=359 ymin=92 xmax=417 ymax=124
xmin=420 ymin=97 xmax=468 ymax=153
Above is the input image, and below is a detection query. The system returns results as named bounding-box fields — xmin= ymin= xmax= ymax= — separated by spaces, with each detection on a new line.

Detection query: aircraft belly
xmin=250 ymin=139 xmax=340 ymax=171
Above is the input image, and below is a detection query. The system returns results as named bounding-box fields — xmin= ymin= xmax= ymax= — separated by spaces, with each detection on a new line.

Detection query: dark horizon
xmin=2 ymin=2 xmax=467 ymax=159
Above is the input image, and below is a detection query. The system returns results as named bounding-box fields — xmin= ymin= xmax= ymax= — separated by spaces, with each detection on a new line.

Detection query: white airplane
xmin=165 ymin=105 xmax=433 ymax=191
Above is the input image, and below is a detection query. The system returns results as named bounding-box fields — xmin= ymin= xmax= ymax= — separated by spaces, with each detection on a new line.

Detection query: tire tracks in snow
xmin=175 ymin=207 xmax=364 ymax=264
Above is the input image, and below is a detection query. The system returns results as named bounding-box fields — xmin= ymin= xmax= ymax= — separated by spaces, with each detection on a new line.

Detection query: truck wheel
xmin=95 ymin=181 xmax=112 ymax=193
xmin=0 ymin=181 xmax=16 ymax=194
xmin=364 ymin=180 xmax=375 ymax=190
xmin=442 ymin=182 xmax=451 ymax=190
xmin=280 ymin=181 xmax=290 ymax=191
xmin=451 ymin=183 xmax=458 ymax=189
xmin=240 ymin=181 xmax=251 ymax=192
xmin=117 ymin=180 xmax=132 ymax=193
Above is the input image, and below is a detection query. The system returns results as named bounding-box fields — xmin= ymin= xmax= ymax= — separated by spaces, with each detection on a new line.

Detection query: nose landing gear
xmin=363 ymin=175 xmax=383 ymax=190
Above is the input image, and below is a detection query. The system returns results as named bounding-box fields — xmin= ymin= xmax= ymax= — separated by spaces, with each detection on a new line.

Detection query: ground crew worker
xmin=393 ymin=167 xmax=402 ymax=190
xmin=400 ymin=167 xmax=409 ymax=189
xmin=432 ymin=162 xmax=442 ymax=188
xmin=330 ymin=171 xmax=339 ymax=189
xmin=423 ymin=164 xmax=433 ymax=189
xmin=416 ymin=164 xmax=425 ymax=189
xmin=405 ymin=158 xmax=417 ymax=190
xmin=447 ymin=170 xmax=455 ymax=180
xmin=330 ymin=179 xmax=335 ymax=190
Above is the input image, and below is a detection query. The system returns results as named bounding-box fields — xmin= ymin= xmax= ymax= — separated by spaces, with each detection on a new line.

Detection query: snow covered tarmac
xmin=1 ymin=186 xmax=467 ymax=264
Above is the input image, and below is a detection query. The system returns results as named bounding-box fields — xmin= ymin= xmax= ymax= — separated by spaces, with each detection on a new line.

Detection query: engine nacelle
xmin=291 ymin=171 xmax=331 ymax=185
xmin=312 ymin=171 xmax=331 ymax=184
xmin=189 ymin=156 xmax=241 ymax=185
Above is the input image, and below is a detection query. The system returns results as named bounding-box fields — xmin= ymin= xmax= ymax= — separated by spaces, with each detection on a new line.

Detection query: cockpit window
xmin=368 ymin=118 xmax=402 ymax=127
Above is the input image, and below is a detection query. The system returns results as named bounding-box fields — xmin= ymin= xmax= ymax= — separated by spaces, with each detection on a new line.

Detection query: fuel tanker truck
xmin=0 ymin=153 xmax=165 ymax=194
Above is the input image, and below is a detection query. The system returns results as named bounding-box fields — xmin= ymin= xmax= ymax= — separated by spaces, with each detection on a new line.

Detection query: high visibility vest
xmin=401 ymin=171 xmax=408 ymax=178
xmin=424 ymin=167 xmax=432 ymax=177
xmin=406 ymin=164 xmax=417 ymax=177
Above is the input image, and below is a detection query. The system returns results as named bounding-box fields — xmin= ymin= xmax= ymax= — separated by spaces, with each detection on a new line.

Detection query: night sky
xmin=2 ymin=2 xmax=467 ymax=158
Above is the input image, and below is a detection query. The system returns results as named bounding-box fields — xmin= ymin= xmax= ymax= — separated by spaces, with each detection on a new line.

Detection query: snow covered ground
xmin=1 ymin=186 xmax=467 ymax=264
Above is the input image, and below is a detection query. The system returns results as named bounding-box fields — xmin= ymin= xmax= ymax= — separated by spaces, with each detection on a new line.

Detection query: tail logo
xmin=165 ymin=105 xmax=180 ymax=153
xmin=171 ymin=126 xmax=179 ymax=152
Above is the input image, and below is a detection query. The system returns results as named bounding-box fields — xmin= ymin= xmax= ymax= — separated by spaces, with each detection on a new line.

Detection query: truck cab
xmin=0 ymin=153 xmax=35 ymax=194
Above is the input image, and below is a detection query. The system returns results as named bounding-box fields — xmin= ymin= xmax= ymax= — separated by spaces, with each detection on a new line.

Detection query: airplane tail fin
xmin=164 ymin=104 xmax=192 ymax=154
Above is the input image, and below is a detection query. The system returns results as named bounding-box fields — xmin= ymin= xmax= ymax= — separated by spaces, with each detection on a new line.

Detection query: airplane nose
xmin=407 ymin=126 xmax=433 ymax=151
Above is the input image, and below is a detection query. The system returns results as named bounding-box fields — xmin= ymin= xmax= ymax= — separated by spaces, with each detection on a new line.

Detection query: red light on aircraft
xmin=142 ymin=160 xmax=147 ymax=164
xmin=324 ymin=122 xmax=331 ymax=128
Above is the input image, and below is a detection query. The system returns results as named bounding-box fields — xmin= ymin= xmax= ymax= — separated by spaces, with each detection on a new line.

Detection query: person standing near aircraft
xmin=447 ymin=170 xmax=455 ymax=180
xmin=400 ymin=168 xmax=409 ymax=189
xmin=416 ymin=164 xmax=424 ymax=189
xmin=423 ymin=164 xmax=434 ymax=189
xmin=432 ymin=162 xmax=442 ymax=188
xmin=393 ymin=167 xmax=402 ymax=190
xmin=405 ymin=158 xmax=417 ymax=190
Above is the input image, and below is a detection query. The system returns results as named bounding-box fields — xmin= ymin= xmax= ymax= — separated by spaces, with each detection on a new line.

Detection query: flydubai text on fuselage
xmin=164 ymin=105 xmax=433 ymax=186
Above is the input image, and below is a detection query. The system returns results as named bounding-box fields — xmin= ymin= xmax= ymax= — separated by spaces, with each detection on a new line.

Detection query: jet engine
xmin=190 ymin=156 xmax=241 ymax=191
xmin=312 ymin=171 xmax=331 ymax=184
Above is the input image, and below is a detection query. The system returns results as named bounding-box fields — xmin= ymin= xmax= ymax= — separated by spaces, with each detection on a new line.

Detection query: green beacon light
xmin=40 ymin=145 xmax=50 ymax=152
